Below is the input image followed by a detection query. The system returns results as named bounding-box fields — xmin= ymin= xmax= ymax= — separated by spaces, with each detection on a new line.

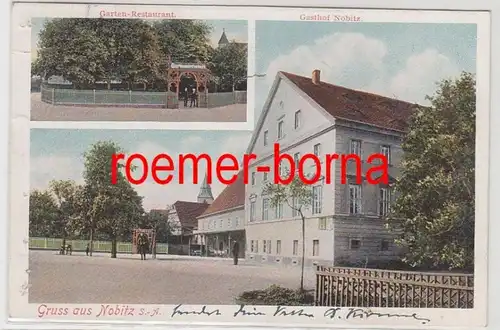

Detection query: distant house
xmin=194 ymin=171 xmax=245 ymax=258
xmin=162 ymin=174 xmax=214 ymax=254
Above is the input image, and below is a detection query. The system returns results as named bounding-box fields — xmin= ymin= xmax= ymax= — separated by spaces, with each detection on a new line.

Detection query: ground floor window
xmin=267 ymin=240 xmax=271 ymax=254
xmin=312 ymin=240 xmax=319 ymax=256
xmin=263 ymin=240 xmax=267 ymax=253
xmin=380 ymin=239 xmax=390 ymax=251
xmin=250 ymin=240 xmax=255 ymax=252
xmin=276 ymin=240 xmax=281 ymax=255
xmin=349 ymin=239 xmax=361 ymax=250
xmin=293 ymin=240 xmax=299 ymax=255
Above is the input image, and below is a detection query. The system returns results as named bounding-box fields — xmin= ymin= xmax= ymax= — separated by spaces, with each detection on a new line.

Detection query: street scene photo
xmin=30 ymin=18 xmax=248 ymax=122
xmin=29 ymin=20 xmax=478 ymax=310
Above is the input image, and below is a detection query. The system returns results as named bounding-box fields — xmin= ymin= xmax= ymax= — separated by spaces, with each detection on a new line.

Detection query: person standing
xmin=232 ymin=241 xmax=240 ymax=265
xmin=85 ymin=243 xmax=90 ymax=256
xmin=183 ymin=87 xmax=189 ymax=107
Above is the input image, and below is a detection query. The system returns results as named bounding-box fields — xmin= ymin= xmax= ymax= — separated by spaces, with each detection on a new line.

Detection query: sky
xmin=30 ymin=18 xmax=248 ymax=60
xmin=254 ymin=21 xmax=477 ymax=112
xmin=30 ymin=22 xmax=477 ymax=211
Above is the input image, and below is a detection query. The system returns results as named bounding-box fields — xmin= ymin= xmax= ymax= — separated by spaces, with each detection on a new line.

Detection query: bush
xmin=235 ymin=284 xmax=314 ymax=306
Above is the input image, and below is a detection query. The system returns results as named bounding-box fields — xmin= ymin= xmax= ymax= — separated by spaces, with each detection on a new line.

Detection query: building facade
xmin=194 ymin=172 xmax=246 ymax=258
xmin=243 ymin=70 xmax=416 ymax=268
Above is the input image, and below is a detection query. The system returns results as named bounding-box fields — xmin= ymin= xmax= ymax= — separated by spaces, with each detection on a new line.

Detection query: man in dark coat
xmin=232 ymin=241 xmax=240 ymax=265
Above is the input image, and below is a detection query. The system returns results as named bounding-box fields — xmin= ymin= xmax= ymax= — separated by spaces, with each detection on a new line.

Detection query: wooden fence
xmin=315 ymin=266 xmax=474 ymax=308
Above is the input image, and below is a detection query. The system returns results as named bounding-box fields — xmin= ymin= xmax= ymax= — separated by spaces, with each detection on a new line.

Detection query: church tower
xmin=197 ymin=173 xmax=214 ymax=204
xmin=218 ymin=28 xmax=229 ymax=47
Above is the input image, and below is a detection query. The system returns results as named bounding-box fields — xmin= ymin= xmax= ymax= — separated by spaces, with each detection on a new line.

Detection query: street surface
xmin=30 ymin=93 xmax=247 ymax=122
xmin=29 ymin=251 xmax=315 ymax=304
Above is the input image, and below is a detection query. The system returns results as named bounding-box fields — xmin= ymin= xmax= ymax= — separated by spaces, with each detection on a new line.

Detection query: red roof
xmin=173 ymin=201 xmax=209 ymax=228
xmin=198 ymin=171 xmax=245 ymax=218
xmin=281 ymin=71 xmax=417 ymax=132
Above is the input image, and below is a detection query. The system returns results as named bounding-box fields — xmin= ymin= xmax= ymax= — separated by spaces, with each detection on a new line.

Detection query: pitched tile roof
xmin=280 ymin=71 xmax=417 ymax=132
xmin=173 ymin=201 xmax=210 ymax=228
xmin=198 ymin=171 xmax=245 ymax=218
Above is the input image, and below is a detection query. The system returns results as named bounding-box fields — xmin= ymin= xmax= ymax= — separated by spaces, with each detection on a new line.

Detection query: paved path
xmin=29 ymin=251 xmax=315 ymax=304
xmin=30 ymin=93 xmax=247 ymax=122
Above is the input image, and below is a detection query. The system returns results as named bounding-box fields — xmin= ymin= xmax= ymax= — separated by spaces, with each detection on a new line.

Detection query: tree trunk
xmin=111 ymin=238 xmax=117 ymax=258
xmin=300 ymin=212 xmax=306 ymax=291
xmin=107 ymin=80 xmax=111 ymax=90
xmin=61 ymin=237 xmax=66 ymax=255
xmin=89 ymin=226 xmax=94 ymax=257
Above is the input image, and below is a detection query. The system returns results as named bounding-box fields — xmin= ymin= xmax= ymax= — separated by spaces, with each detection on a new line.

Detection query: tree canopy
xmin=33 ymin=18 xmax=246 ymax=91
xmin=28 ymin=140 xmax=180 ymax=258
xmin=388 ymin=72 xmax=476 ymax=271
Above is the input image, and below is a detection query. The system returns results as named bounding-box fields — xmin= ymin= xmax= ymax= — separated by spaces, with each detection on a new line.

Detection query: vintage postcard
xmin=9 ymin=2 xmax=491 ymax=329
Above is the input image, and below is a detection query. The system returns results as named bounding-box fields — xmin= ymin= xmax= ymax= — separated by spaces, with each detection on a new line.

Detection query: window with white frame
xmin=276 ymin=240 xmax=282 ymax=255
xmin=292 ymin=240 xmax=299 ymax=255
xmin=263 ymin=240 xmax=267 ymax=253
xmin=262 ymin=198 xmax=269 ymax=220
xmin=275 ymin=202 xmax=283 ymax=219
xmin=312 ymin=240 xmax=320 ymax=256
xmin=250 ymin=201 xmax=256 ymax=222
xmin=277 ymin=120 xmax=284 ymax=139
xmin=294 ymin=110 xmax=302 ymax=129
xmin=313 ymin=143 xmax=321 ymax=157
xmin=267 ymin=240 xmax=271 ymax=254
xmin=379 ymin=187 xmax=392 ymax=217
xmin=318 ymin=217 xmax=327 ymax=230
xmin=294 ymin=152 xmax=301 ymax=168
xmin=263 ymin=130 xmax=269 ymax=146
xmin=251 ymin=172 xmax=256 ymax=185
xmin=227 ymin=218 xmax=231 ymax=228
xmin=263 ymin=172 xmax=268 ymax=182
xmin=380 ymin=145 xmax=391 ymax=164
xmin=292 ymin=197 xmax=300 ymax=217
xmin=250 ymin=240 xmax=255 ymax=252
xmin=235 ymin=217 xmax=240 ymax=227
xmin=312 ymin=185 xmax=323 ymax=214
xmin=219 ymin=219 xmax=223 ymax=228
xmin=349 ymin=184 xmax=362 ymax=214
xmin=350 ymin=140 xmax=362 ymax=157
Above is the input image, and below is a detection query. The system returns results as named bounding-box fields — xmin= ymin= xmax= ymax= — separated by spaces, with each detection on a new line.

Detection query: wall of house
xmin=332 ymin=215 xmax=404 ymax=266
xmin=245 ymin=216 xmax=335 ymax=267
xmin=196 ymin=208 xmax=245 ymax=234
xmin=333 ymin=124 xmax=404 ymax=216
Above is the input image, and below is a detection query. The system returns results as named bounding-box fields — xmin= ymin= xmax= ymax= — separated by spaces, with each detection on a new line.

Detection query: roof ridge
xmin=279 ymin=71 xmax=417 ymax=107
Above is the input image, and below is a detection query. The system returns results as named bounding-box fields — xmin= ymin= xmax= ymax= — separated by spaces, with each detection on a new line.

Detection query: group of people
xmin=182 ymin=87 xmax=198 ymax=107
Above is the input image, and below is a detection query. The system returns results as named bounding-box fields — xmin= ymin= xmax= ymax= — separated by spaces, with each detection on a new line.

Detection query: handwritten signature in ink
xmin=171 ymin=304 xmax=221 ymax=318
xmin=324 ymin=307 xmax=431 ymax=324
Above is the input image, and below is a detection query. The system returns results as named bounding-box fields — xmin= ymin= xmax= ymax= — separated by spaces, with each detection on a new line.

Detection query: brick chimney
xmin=312 ymin=69 xmax=321 ymax=85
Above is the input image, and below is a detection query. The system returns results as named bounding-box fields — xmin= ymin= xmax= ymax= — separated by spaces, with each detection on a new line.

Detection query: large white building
xmin=194 ymin=70 xmax=416 ymax=267
xmin=243 ymin=70 xmax=416 ymax=268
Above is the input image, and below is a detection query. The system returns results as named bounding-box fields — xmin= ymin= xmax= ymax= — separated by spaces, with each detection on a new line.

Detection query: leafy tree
xmin=208 ymin=41 xmax=247 ymax=91
xmin=83 ymin=141 xmax=145 ymax=258
xmin=263 ymin=170 xmax=312 ymax=291
xmin=29 ymin=189 xmax=59 ymax=237
xmin=48 ymin=180 xmax=82 ymax=249
xmin=388 ymin=72 xmax=475 ymax=270
xmin=154 ymin=20 xmax=214 ymax=64
xmin=35 ymin=18 xmax=109 ymax=87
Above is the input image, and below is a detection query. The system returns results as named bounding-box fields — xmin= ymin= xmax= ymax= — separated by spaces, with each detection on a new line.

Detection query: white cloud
xmin=387 ymin=49 xmax=460 ymax=104
xmin=264 ymin=32 xmax=387 ymax=90
xmin=263 ymin=33 xmax=463 ymax=105
xmin=30 ymin=155 xmax=84 ymax=191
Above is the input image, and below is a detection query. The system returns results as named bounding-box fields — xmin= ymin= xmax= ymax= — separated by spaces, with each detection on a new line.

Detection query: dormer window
xmin=263 ymin=130 xmax=268 ymax=146
xmin=279 ymin=100 xmax=284 ymax=109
